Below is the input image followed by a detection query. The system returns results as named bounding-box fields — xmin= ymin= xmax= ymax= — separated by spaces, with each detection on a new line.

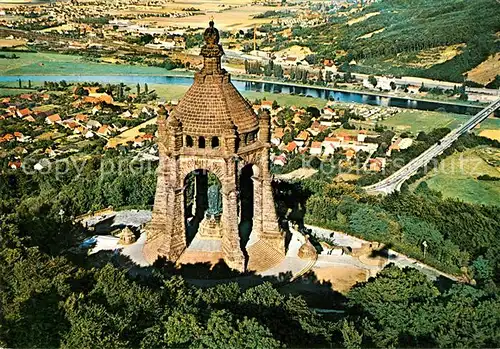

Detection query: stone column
xmin=260 ymin=150 xmax=284 ymax=255
xmin=166 ymin=187 xmax=187 ymax=260
xmin=251 ymin=173 xmax=263 ymax=241
xmin=221 ymin=160 xmax=245 ymax=272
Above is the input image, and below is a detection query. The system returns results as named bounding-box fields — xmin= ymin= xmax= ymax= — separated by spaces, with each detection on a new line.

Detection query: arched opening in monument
xmin=239 ymin=164 xmax=255 ymax=251
xmin=186 ymin=135 xmax=194 ymax=147
xmin=198 ymin=136 xmax=206 ymax=148
xmin=211 ymin=136 xmax=220 ymax=149
xmin=183 ymin=169 xmax=223 ymax=246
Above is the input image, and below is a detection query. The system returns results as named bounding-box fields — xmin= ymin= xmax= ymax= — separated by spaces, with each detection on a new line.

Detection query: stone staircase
xmin=246 ymin=239 xmax=285 ymax=272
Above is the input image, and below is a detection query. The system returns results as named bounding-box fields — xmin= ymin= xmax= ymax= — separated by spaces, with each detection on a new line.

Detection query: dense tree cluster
xmin=0 ymin=148 xmax=499 ymax=347
xmin=297 ymin=175 xmax=500 ymax=284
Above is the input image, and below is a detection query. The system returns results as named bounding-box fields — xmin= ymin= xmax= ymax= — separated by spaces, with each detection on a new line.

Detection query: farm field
xmin=135 ymin=4 xmax=275 ymax=30
xmin=380 ymin=110 xmax=500 ymax=134
xmin=0 ymin=52 xmax=169 ymax=76
xmin=412 ymin=147 xmax=500 ymax=206
xmin=106 ymin=117 xmax=157 ymax=149
xmin=466 ymin=53 xmax=500 ymax=85
xmin=0 ymin=87 xmax=34 ymax=96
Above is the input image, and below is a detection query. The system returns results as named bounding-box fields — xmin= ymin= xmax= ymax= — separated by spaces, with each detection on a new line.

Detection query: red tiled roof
xmin=286 ymin=142 xmax=297 ymax=152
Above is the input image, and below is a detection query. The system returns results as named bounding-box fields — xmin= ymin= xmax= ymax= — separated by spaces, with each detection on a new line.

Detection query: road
xmin=364 ymin=98 xmax=500 ymax=194
xmin=348 ymin=72 xmax=500 ymax=95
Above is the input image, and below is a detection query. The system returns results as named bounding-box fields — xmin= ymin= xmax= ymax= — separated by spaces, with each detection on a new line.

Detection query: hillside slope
xmin=304 ymin=0 xmax=500 ymax=83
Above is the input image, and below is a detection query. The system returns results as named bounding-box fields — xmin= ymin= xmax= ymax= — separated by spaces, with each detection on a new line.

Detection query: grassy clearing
xmin=0 ymin=88 xmax=34 ymax=96
xmin=380 ymin=110 xmax=500 ymax=134
xmin=347 ymin=12 xmax=380 ymax=26
xmin=466 ymin=53 xmax=500 ymax=85
xmin=145 ymin=84 xmax=190 ymax=102
xmin=412 ymin=147 xmax=500 ymax=206
xmin=388 ymin=44 xmax=466 ymax=69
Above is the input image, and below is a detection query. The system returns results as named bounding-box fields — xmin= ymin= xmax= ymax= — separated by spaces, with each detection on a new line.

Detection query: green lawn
xmin=0 ymin=88 xmax=35 ymax=96
xmin=413 ymin=148 xmax=500 ymax=206
xmin=146 ymin=84 xmax=190 ymax=102
xmin=146 ymin=84 xmax=328 ymax=107
xmin=381 ymin=110 xmax=500 ymax=134
xmin=0 ymin=52 xmax=169 ymax=76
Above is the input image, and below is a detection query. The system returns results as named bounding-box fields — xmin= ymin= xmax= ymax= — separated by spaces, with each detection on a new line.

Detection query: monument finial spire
xmin=200 ymin=19 xmax=224 ymax=73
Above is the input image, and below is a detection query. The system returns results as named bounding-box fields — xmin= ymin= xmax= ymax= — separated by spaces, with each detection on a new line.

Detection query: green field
xmin=412 ymin=147 xmax=500 ymax=206
xmin=381 ymin=110 xmax=500 ymax=134
xmin=0 ymin=52 xmax=169 ymax=76
xmin=0 ymin=87 xmax=35 ymax=96
xmin=146 ymin=84 xmax=328 ymax=107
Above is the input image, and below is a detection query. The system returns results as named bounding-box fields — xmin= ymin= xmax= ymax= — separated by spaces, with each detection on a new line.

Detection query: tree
xmin=368 ymin=75 xmax=377 ymax=87
xmin=144 ymin=83 xmax=149 ymax=94
xmin=136 ymin=83 xmax=141 ymax=95
xmin=341 ymin=320 xmax=363 ymax=349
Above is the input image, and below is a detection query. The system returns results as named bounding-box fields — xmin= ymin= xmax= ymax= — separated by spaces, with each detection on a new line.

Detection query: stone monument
xmin=143 ymin=20 xmax=285 ymax=272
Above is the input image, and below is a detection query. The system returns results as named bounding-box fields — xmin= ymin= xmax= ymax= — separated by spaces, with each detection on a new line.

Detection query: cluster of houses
xmin=260 ymin=102 xmax=378 ymax=167
xmin=256 ymin=100 xmax=416 ymax=173
xmin=0 ymin=87 xmax=157 ymax=171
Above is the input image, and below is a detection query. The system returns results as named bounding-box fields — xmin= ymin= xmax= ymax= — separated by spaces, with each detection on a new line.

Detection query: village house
xmin=16 ymin=108 xmax=31 ymax=118
xmin=322 ymin=136 xmax=342 ymax=149
xmin=133 ymin=136 xmax=144 ymax=147
xmin=84 ymin=130 xmax=95 ymax=139
xmin=87 ymin=120 xmax=102 ymax=129
xmin=13 ymin=132 xmax=25 ymax=142
xmin=45 ymin=148 xmax=57 ymax=158
xmin=273 ymin=153 xmax=287 ymax=167
xmin=120 ymin=110 xmax=132 ymax=119
xmin=309 ymin=141 xmax=323 ymax=156
xmin=62 ymin=119 xmax=79 ymax=130
xmin=294 ymin=130 xmax=309 ymax=147
xmin=345 ymin=148 xmax=356 ymax=160
xmin=323 ymin=142 xmax=336 ymax=156
xmin=8 ymin=160 xmax=22 ymax=170
xmin=92 ymin=105 xmax=102 ymax=115
xmin=369 ymin=157 xmax=387 ymax=172
xmin=307 ymin=120 xmax=328 ymax=136
xmin=45 ymin=114 xmax=61 ymax=125
xmin=142 ymin=134 xmax=154 ymax=142
xmin=24 ymin=115 xmax=36 ymax=123
xmin=271 ymin=127 xmax=285 ymax=146
xmin=1 ymin=133 xmax=15 ymax=142
xmin=387 ymin=137 xmax=413 ymax=156
xmin=261 ymin=100 xmax=273 ymax=110
xmin=96 ymin=125 xmax=112 ymax=137
xmin=75 ymin=114 xmax=88 ymax=123
xmin=285 ymin=141 xmax=298 ymax=154
xmin=322 ymin=106 xmax=335 ymax=120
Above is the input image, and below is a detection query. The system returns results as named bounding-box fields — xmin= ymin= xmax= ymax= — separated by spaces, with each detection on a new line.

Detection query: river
xmin=0 ymin=75 xmax=483 ymax=115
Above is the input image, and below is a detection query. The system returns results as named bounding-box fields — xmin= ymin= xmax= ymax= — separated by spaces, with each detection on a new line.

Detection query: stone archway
xmin=183 ymin=169 xmax=223 ymax=246
xmin=238 ymin=163 xmax=261 ymax=251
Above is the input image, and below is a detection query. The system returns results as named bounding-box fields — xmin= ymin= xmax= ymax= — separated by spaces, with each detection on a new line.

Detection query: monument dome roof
xmin=170 ymin=21 xmax=259 ymax=136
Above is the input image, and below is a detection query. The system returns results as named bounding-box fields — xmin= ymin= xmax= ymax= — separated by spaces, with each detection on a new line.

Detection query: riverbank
xmin=0 ymin=52 xmax=489 ymax=110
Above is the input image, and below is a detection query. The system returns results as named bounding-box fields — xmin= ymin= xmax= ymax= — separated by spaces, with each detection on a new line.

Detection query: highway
xmin=364 ymin=98 xmax=500 ymax=195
